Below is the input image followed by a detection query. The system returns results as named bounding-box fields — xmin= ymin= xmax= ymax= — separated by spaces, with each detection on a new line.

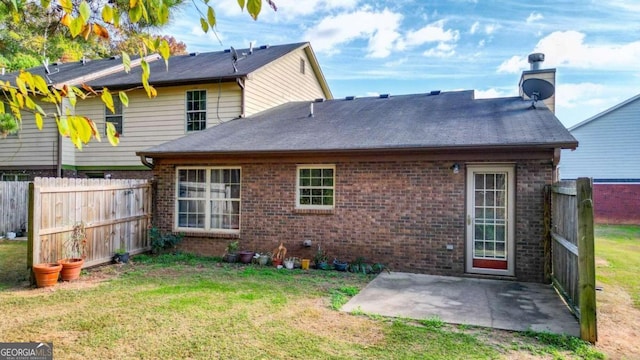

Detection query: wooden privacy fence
xmin=0 ymin=181 xmax=29 ymax=236
xmin=28 ymin=177 xmax=152 ymax=269
xmin=547 ymin=178 xmax=596 ymax=343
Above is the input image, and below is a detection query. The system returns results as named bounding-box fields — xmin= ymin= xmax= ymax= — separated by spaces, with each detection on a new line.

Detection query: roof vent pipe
xmin=528 ymin=53 xmax=545 ymax=70
xmin=309 ymin=102 xmax=314 ymax=117
xmin=249 ymin=42 xmax=253 ymax=55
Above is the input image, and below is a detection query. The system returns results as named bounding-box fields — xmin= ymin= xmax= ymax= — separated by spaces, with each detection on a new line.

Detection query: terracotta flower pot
xmin=32 ymin=263 xmax=62 ymax=287
xmin=58 ymin=258 xmax=85 ymax=281
xmin=272 ymin=258 xmax=283 ymax=267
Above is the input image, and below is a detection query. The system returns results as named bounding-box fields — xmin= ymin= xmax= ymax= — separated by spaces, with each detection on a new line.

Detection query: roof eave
xmin=137 ymin=142 xmax=578 ymax=159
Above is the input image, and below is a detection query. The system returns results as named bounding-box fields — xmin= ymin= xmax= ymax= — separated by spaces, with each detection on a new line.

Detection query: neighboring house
xmin=137 ymin=59 xmax=577 ymax=283
xmin=0 ymin=42 xmax=331 ymax=180
xmin=561 ymin=94 xmax=640 ymax=224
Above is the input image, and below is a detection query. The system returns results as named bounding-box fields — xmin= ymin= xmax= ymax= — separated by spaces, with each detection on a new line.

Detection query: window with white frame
xmin=296 ymin=165 xmax=335 ymax=208
xmin=176 ymin=167 xmax=241 ymax=232
xmin=186 ymin=90 xmax=207 ymax=132
xmin=1 ymin=173 xmax=28 ymax=181
xmin=105 ymin=97 xmax=123 ymax=134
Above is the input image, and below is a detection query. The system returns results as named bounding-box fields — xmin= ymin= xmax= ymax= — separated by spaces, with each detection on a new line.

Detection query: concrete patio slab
xmin=341 ymin=272 xmax=579 ymax=336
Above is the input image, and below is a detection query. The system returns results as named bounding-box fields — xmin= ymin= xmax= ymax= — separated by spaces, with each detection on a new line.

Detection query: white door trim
xmin=465 ymin=164 xmax=515 ymax=276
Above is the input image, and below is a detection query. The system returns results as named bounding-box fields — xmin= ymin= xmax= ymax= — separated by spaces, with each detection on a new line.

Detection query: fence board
xmin=29 ymin=177 xmax=152 ymax=268
xmin=549 ymin=178 xmax=597 ymax=343
xmin=0 ymin=181 xmax=29 ymax=235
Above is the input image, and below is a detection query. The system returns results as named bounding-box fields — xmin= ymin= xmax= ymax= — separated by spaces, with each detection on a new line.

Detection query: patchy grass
xmin=0 ymin=245 xmax=604 ymax=359
xmin=595 ymin=225 xmax=640 ymax=308
xmin=0 ymin=240 xmax=29 ymax=290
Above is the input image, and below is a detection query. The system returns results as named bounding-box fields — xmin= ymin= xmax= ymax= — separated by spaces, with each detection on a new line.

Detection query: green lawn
xmin=0 ymin=240 xmax=602 ymax=359
xmin=595 ymin=225 xmax=640 ymax=308
xmin=0 ymin=240 xmax=29 ymax=290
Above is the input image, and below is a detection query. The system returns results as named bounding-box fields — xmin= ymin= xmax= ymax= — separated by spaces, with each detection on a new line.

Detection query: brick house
xmin=139 ymin=79 xmax=577 ymax=282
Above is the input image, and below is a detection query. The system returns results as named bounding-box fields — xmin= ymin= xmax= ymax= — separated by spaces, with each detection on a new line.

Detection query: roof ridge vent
xmin=314 ymin=98 xmax=325 ymax=103
xmin=429 ymin=90 xmax=441 ymax=96
xmin=189 ymin=52 xmax=199 ymax=56
xmin=379 ymin=94 xmax=390 ymax=99
xmin=224 ymin=49 xmax=231 ymax=53
xmin=345 ymin=96 xmax=356 ymax=100
xmin=260 ymin=44 xmax=270 ymax=49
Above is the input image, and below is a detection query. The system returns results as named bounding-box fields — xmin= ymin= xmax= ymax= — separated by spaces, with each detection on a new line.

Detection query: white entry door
xmin=466 ymin=165 xmax=515 ymax=276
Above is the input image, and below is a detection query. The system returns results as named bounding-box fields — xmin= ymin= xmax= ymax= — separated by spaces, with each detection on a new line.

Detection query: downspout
xmin=236 ymin=77 xmax=246 ymax=118
xmin=56 ymin=134 xmax=62 ymax=177
xmin=140 ymin=156 xmax=154 ymax=169
xmin=552 ymin=148 xmax=561 ymax=182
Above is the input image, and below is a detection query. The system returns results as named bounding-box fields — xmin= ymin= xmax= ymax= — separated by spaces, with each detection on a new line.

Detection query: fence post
xmin=577 ymin=177 xmax=597 ymax=343
xmin=27 ymin=182 xmax=35 ymax=284
xmin=542 ymin=185 xmax=552 ymax=283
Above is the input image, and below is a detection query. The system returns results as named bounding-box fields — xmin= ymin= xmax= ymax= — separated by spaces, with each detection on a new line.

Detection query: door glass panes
xmin=473 ymin=173 xmax=507 ymax=260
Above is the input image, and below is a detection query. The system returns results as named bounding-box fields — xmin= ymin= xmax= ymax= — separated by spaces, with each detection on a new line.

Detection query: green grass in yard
xmin=595 ymin=225 xmax=640 ymax=308
xmin=0 ymin=240 xmax=29 ymax=290
xmin=0 ymin=249 xmax=603 ymax=359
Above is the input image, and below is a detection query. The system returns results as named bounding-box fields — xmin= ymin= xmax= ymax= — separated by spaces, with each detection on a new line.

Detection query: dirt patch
xmin=595 ymin=283 xmax=640 ymax=359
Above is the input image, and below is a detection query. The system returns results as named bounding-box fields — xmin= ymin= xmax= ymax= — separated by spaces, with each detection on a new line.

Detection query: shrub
xmin=148 ymin=227 xmax=184 ymax=254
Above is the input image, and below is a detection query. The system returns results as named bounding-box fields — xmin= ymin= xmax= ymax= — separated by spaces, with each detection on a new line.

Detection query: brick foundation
xmin=153 ymin=157 xmax=552 ymax=282
xmin=593 ymin=183 xmax=640 ymax=225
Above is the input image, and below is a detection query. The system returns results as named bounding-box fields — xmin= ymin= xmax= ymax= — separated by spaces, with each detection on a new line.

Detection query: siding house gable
xmin=0 ymin=42 xmax=331 ymax=178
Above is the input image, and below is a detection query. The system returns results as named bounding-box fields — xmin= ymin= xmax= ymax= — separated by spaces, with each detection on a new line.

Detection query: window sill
xmin=176 ymin=230 xmax=240 ymax=238
xmin=293 ymin=208 xmax=335 ymax=215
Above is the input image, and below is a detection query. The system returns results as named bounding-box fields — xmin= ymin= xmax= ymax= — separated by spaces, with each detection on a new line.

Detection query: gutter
xmin=136 ymin=142 xmax=579 ymax=160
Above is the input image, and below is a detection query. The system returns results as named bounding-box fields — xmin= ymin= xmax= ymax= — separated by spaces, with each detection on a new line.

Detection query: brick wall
xmin=593 ymin=184 xmax=640 ymax=225
xmin=153 ymin=157 xmax=552 ymax=282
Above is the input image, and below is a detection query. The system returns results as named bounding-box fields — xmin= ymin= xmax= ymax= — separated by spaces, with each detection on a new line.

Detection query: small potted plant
xmin=238 ymin=250 xmax=255 ymax=264
xmin=255 ymin=251 xmax=271 ymax=266
xmin=32 ymin=262 xmax=62 ymax=287
xmin=313 ymin=244 xmax=329 ymax=270
xmin=112 ymin=248 xmax=130 ymax=264
xmin=223 ymin=241 xmax=239 ymax=263
xmin=283 ymin=257 xmax=295 ymax=270
xmin=58 ymin=221 xmax=87 ymax=281
xmin=333 ymin=258 xmax=349 ymax=272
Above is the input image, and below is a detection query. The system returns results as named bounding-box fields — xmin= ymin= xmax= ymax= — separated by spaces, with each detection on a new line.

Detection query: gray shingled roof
xmin=87 ymin=42 xmax=308 ymax=88
xmin=138 ymin=90 xmax=577 ymax=157
xmin=0 ymin=56 xmax=127 ymax=85
xmin=0 ymin=42 xmax=308 ymax=88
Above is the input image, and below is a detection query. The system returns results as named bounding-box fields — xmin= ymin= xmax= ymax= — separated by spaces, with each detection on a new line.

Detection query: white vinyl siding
xmin=73 ymin=84 xmax=241 ymax=167
xmin=0 ymin=102 xmax=60 ymax=167
xmin=561 ymin=96 xmax=640 ymax=180
xmin=175 ymin=167 xmax=241 ymax=233
xmin=244 ymin=48 xmax=326 ymax=116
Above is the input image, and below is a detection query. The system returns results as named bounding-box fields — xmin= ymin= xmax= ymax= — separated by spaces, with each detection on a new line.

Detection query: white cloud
xmin=305 ymin=12 xmax=460 ymax=59
xmin=303 ymin=8 xmax=403 ymax=58
xmin=556 ymin=83 xmax=606 ymax=109
xmin=497 ymin=55 xmax=527 ymax=73
xmin=423 ymin=42 xmax=456 ymax=58
xmin=526 ymin=12 xmax=544 ymax=23
xmin=478 ymin=39 xmax=485 ymax=48
xmin=470 ymin=21 xmax=480 ymax=34
xmin=497 ymin=31 xmax=640 ymax=73
xmin=403 ymin=20 xmax=460 ymax=47
xmin=484 ymin=23 xmax=499 ymax=35
xmin=474 ymin=88 xmax=516 ymax=99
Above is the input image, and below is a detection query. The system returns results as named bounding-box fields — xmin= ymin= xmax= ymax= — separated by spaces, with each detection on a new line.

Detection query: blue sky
xmin=163 ymin=0 xmax=640 ymax=128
